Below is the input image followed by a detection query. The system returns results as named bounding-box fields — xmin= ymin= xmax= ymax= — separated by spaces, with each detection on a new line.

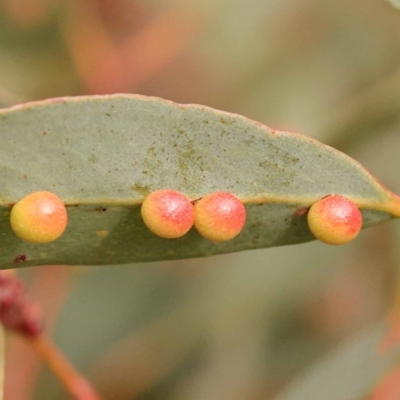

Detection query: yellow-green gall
xmin=194 ymin=192 xmax=246 ymax=241
xmin=10 ymin=191 xmax=68 ymax=244
xmin=307 ymin=195 xmax=362 ymax=245
xmin=141 ymin=189 xmax=194 ymax=239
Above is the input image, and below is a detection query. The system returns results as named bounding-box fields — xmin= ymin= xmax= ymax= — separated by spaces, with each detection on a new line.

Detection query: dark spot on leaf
xmin=13 ymin=255 xmax=26 ymax=264
xmin=295 ymin=207 xmax=309 ymax=217
xmin=42 ymin=131 xmax=47 ymax=136
xmin=132 ymin=184 xmax=150 ymax=195
xmin=95 ymin=207 xmax=107 ymax=212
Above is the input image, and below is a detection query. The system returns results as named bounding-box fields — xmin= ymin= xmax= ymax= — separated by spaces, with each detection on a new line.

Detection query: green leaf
xmin=0 ymin=94 xmax=399 ymax=268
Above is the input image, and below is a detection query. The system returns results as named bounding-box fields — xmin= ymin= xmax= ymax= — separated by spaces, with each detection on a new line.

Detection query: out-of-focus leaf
xmin=275 ymin=323 xmax=400 ymax=400
xmin=378 ymin=285 xmax=400 ymax=353
xmin=387 ymin=0 xmax=400 ymax=10
xmin=323 ymin=68 xmax=400 ymax=152
xmin=0 ymin=94 xmax=399 ymax=268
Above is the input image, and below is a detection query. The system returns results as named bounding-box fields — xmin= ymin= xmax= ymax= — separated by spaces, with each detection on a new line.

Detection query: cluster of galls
xmin=8 ymin=191 xmax=362 ymax=246
xmin=141 ymin=190 xmax=246 ymax=241
xmin=141 ymin=191 xmax=363 ymax=245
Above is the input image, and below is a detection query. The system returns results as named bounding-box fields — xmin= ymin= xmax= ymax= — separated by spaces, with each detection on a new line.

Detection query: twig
xmin=364 ymin=364 xmax=400 ymax=400
xmin=0 ymin=270 xmax=102 ymax=400
xmin=5 ymin=266 xmax=76 ymax=400
xmin=0 ymin=326 xmax=4 ymax=400
xmin=30 ymin=334 xmax=101 ymax=400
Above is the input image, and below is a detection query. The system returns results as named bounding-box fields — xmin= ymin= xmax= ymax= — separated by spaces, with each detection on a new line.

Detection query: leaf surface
xmin=0 ymin=95 xmax=399 ymax=268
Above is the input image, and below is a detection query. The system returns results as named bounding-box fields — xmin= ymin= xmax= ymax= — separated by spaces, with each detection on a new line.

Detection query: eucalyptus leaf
xmin=0 ymin=95 xmax=399 ymax=268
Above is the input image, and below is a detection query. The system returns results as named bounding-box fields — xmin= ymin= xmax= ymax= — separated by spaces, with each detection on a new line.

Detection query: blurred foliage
xmin=387 ymin=0 xmax=400 ymax=10
xmin=1 ymin=0 xmax=400 ymax=399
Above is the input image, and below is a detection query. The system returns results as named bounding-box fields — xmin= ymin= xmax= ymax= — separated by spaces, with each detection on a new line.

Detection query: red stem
xmin=29 ymin=334 xmax=102 ymax=400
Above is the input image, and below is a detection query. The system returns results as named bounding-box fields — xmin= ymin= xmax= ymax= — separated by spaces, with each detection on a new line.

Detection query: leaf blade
xmin=0 ymin=95 xmax=398 ymax=268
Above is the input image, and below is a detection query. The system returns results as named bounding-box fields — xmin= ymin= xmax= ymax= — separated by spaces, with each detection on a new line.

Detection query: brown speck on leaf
xmin=95 ymin=207 xmax=107 ymax=212
xmin=42 ymin=131 xmax=47 ymax=136
xmin=13 ymin=255 xmax=27 ymax=264
xmin=296 ymin=207 xmax=309 ymax=217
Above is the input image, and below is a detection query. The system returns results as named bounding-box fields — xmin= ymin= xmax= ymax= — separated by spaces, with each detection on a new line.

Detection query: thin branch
xmin=0 ymin=327 xmax=4 ymax=400
xmin=5 ymin=266 xmax=76 ymax=400
xmin=30 ymin=334 xmax=102 ymax=400
xmin=0 ymin=270 xmax=102 ymax=400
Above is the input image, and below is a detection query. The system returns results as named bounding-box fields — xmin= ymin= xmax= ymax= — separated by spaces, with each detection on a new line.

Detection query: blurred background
xmin=2 ymin=0 xmax=400 ymax=399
